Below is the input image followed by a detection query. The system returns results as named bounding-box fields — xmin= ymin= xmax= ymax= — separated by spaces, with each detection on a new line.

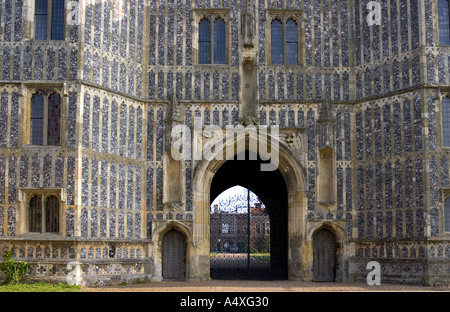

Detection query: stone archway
xmin=190 ymin=133 xmax=308 ymax=281
xmin=152 ymin=221 xmax=192 ymax=281
xmin=308 ymin=221 xmax=348 ymax=282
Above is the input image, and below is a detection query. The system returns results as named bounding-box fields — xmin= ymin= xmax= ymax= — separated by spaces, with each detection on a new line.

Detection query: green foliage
xmin=0 ymin=250 xmax=30 ymax=285
xmin=237 ymin=241 xmax=248 ymax=253
xmin=0 ymin=283 xmax=81 ymax=292
xmin=254 ymin=235 xmax=270 ymax=253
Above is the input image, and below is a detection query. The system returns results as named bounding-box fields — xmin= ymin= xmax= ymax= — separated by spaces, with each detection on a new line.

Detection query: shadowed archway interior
xmin=210 ymin=151 xmax=288 ymax=280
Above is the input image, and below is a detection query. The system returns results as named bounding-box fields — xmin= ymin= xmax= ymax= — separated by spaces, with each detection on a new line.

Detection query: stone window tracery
xmin=199 ymin=17 xmax=227 ymax=64
xmin=266 ymin=10 xmax=301 ymax=65
xmin=194 ymin=9 xmax=230 ymax=65
xmin=270 ymin=18 xmax=298 ymax=65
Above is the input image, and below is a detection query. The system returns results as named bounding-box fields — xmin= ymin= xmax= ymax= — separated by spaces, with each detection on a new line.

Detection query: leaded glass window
xmin=45 ymin=196 xmax=60 ymax=233
xmin=198 ymin=17 xmax=227 ymax=64
xmin=35 ymin=0 xmax=48 ymax=40
xmin=31 ymin=94 xmax=45 ymax=145
xmin=35 ymin=0 xmax=65 ymax=40
xmin=286 ymin=19 xmax=298 ymax=65
xmin=28 ymin=195 xmax=60 ymax=233
xmin=270 ymin=18 xmax=299 ymax=65
xmin=29 ymin=196 xmax=42 ymax=233
xmin=47 ymin=93 xmax=61 ymax=146
xmin=199 ymin=19 xmax=211 ymax=64
xmin=213 ymin=18 xmax=226 ymax=64
xmin=31 ymin=92 xmax=62 ymax=146
xmin=439 ymin=0 xmax=450 ymax=45
xmin=271 ymin=20 xmax=283 ymax=65
xmin=51 ymin=0 xmax=65 ymax=40
xmin=445 ymin=197 xmax=450 ymax=232
xmin=443 ymin=97 xmax=450 ymax=147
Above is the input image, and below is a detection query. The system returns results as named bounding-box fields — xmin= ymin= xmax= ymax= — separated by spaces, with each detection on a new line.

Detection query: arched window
xmin=213 ymin=18 xmax=226 ymax=64
xmin=198 ymin=17 xmax=227 ymax=64
xmin=35 ymin=0 xmax=65 ymax=40
xmin=270 ymin=19 xmax=283 ymax=65
xmin=31 ymin=92 xmax=61 ymax=146
xmin=440 ymin=0 xmax=450 ymax=45
xmin=199 ymin=19 xmax=211 ymax=64
xmin=445 ymin=197 xmax=450 ymax=232
xmin=442 ymin=97 xmax=450 ymax=147
xmin=271 ymin=18 xmax=298 ymax=65
xmin=285 ymin=19 xmax=298 ymax=65
xmin=28 ymin=195 xmax=60 ymax=233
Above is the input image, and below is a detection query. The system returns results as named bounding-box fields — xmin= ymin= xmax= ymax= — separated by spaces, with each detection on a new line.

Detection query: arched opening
xmin=209 ymin=151 xmax=288 ymax=280
xmin=162 ymin=229 xmax=187 ymax=280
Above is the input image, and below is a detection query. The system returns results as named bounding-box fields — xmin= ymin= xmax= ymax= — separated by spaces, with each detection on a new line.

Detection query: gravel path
xmin=82 ymin=279 xmax=445 ymax=292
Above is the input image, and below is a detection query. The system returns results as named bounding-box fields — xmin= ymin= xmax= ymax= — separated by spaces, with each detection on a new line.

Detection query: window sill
xmin=11 ymin=233 xmax=63 ymax=240
xmin=22 ymin=145 xmax=62 ymax=148
xmin=28 ymin=39 xmax=65 ymax=42
xmin=267 ymin=64 xmax=301 ymax=67
xmin=195 ymin=63 xmax=229 ymax=66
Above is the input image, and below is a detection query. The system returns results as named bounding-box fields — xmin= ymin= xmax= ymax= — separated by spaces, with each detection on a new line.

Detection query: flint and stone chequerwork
xmin=0 ymin=0 xmax=449 ymax=286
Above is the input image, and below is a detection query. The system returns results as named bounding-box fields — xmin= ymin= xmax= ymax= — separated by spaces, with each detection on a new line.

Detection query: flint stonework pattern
xmin=1 ymin=0 xmax=450 ymax=285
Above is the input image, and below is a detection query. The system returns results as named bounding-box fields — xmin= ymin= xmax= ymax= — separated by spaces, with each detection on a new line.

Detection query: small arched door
xmin=313 ymin=229 xmax=336 ymax=282
xmin=162 ymin=230 xmax=187 ymax=280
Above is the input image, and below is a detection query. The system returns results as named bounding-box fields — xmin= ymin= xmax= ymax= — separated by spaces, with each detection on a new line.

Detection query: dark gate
xmin=313 ymin=229 xmax=336 ymax=282
xmin=210 ymin=197 xmax=287 ymax=280
xmin=209 ymin=155 xmax=288 ymax=280
xmin=162 ymin=230 xmax=186 ymax=280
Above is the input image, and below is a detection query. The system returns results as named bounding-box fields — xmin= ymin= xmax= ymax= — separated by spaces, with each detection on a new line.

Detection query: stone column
xmin=191 ymin=184 xmax=211 ymax=281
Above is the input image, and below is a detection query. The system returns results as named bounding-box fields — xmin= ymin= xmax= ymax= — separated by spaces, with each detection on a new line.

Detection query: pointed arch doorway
xmin=209 ymin=152 xmax=288 ymax=280
xmin=162 ymin=229 xmax=187 ymax=280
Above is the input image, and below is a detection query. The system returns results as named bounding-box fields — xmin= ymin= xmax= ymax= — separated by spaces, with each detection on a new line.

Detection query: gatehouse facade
xmin=0 ymin=0 xmax=450 ymax=286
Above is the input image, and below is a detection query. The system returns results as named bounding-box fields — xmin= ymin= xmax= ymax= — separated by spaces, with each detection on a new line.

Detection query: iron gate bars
xmin=210 ymin=185 xmax=282 ymax=280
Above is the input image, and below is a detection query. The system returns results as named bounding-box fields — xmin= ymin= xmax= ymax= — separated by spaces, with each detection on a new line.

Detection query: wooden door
xmin=162 ymin=230 xmax=186 ymax=280
xmin=313 ymin=229 xmax=336 ymax=282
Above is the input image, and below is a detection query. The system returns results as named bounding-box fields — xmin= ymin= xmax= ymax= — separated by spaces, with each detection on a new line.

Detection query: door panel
xmin=313 ymin=229 xmax=336 ymax=282
xmin=162 ymin=230 xmax=186 ymax=280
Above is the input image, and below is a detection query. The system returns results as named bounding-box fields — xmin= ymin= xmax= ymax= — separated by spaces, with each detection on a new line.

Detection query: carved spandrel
xmin=281 ymin=129 xmax=307 ymax=153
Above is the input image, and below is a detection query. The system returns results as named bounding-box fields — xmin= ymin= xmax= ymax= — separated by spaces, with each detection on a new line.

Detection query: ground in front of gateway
xmin=81 ymin=279 xmax=448 ymax=292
